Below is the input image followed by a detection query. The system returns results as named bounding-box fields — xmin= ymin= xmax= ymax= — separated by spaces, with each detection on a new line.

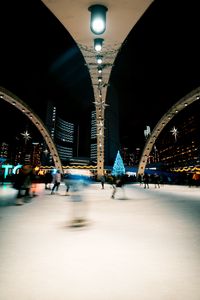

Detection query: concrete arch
xmin=138 ymin=86 xmax=200 ymax=175
xmin=41 ymin=0 xmax=154 ymax=178
xmin=0 ymin=87 xmax=63 ymax=173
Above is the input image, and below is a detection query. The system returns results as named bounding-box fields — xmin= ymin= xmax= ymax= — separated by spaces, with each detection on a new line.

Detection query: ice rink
xmin=0 ymin=182 xmax=200 ymax=300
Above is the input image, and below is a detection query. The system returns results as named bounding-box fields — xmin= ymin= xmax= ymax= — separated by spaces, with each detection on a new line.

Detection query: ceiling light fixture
xmin=96 ymin=55 xmax=103 ymax=64
xmin=88 ymin=4 xmax=108 ymax=35
xmin=94 ymin=38 xmax=104 ymax=52
xmin=98 ymin=76 xmax=102 ymax=82
xmin=98 ymin=66 xmax=102 ymax=73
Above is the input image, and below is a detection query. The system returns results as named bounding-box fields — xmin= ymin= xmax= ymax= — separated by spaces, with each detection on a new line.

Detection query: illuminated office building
xmin=31 ymin=142 xmax=42 ymax=166
xmin=155 ymin=101 xmax=200 ymax=170
xmin=54 ymin=116 xmax=74 ymax=163
xmin=45 ymin=101 xmax=75 ymax=165
xmin=0 ymin=142 xmax=8 ymax=159
xmin=104 ymin=84 xmax=120 ymax=165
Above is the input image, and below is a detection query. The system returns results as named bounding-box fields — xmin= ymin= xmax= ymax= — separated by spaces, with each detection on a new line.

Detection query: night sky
xmin=1 ymin=0 xmax=200 ymax=156
xmin=112 ymin=0 xmax=200 ymax=149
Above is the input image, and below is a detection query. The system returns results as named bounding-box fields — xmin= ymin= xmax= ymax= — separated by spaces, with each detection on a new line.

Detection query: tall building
xmin=44 ymin=101 xmax=56 ymax=165
xmin=0 ymin=142 xmax=8 ymax=160
xmin=45 ymin=101 xmax=75 ymax=165
xmin=54 ymin=116 xmax=74 ymax=163
xmin=31 ymin=142 xmax=42 ymax=166
xmin=104 ymin=84 xmax=120 ymax=166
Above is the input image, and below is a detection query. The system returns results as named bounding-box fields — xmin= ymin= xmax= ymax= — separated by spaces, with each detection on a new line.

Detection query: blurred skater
xmin=100 ymin=174 xmax=106 ymax=189
xmin=111 ymin=176 xmax=126 ymax=199
xmin=143 ymin=173 xmax=149 ymax=189
xmin=14 ymin=164 xmax=33 ymax=205
xmin=44 ymin=170 xmax=53 ymax=190
xmin=51 ymin=170 xmax=61 ymax=194
xmin=68 ymin=174 xmax=91 ymax=227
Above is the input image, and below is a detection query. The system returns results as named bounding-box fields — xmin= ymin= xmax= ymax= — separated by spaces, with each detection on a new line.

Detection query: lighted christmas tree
xmin=111 ymin=150 xmax=125 ymax=176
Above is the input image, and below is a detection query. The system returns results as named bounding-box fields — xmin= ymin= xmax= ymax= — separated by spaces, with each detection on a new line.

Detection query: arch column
xmin=41 ymin=0 xmax=154 ymax=178
xmin=79 ymin=45 xmax=119 ymax=177
xmin=0 ymin=87 xmax=63 ymax=173
xmin=138 ymin=87 xmax=200 ymax=176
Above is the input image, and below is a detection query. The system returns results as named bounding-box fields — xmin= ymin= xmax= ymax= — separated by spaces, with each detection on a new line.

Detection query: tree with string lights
xmin=111 ymin=150 xmax=125 ymax=177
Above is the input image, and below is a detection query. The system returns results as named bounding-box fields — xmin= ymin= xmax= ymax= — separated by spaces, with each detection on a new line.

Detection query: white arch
xmin=138 ymin=86 xmax=200 ymax=175
xmin=0 ymin=87 xmax=63 ymax=173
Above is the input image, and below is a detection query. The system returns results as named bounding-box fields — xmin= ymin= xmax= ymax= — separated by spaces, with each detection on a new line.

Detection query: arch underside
xmin=79 ymin=44 xmax=119 ymax=176
xmin=41 ymin=0 xmax=154 ymax=177
xmin=138 ymin=87 xmax=200 ymax=175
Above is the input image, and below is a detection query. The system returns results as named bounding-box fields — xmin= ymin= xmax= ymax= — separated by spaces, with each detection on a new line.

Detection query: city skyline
xmin=1 ymin=0 xmax=200 ymax=158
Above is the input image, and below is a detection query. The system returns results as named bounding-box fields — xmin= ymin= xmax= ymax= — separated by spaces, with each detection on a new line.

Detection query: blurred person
xmin=100 ymin=174 xmax=106 ymax=189
xmin=111 ymin=176 xmax=117 ymax=199
xmin=51 ymin=170 xmax=61 ymax=194
xmin=68 ymin=174 xmax=91 ymax=227
xmin=0 ymin=170 xmax=4 ymax=185
xmin=154 ymin=173 xmax=160 ymax=188
xmin=137 ymin=173 xmax=143 ymax=186
xmin=63 ymin=172 xmax=71 ymax=195
xmin=187 ymin=173 xmax=193 ymax=187
xmin=111 ymin=176 xmax=126 ymax=199
xmin=30 ymin=168 xmax=39 ymax=197
xmin=192 ymin=172 xmax=200 ymax=187
xmin=13 ymin=167 xmax=24 ymax=205
xmin=14 ymin=164 xmax=33 ymax=205
xmin=143 ymin=173 xmax=149 ymax=189
xmin=44 ymin=170 xmax=53 ymax=190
